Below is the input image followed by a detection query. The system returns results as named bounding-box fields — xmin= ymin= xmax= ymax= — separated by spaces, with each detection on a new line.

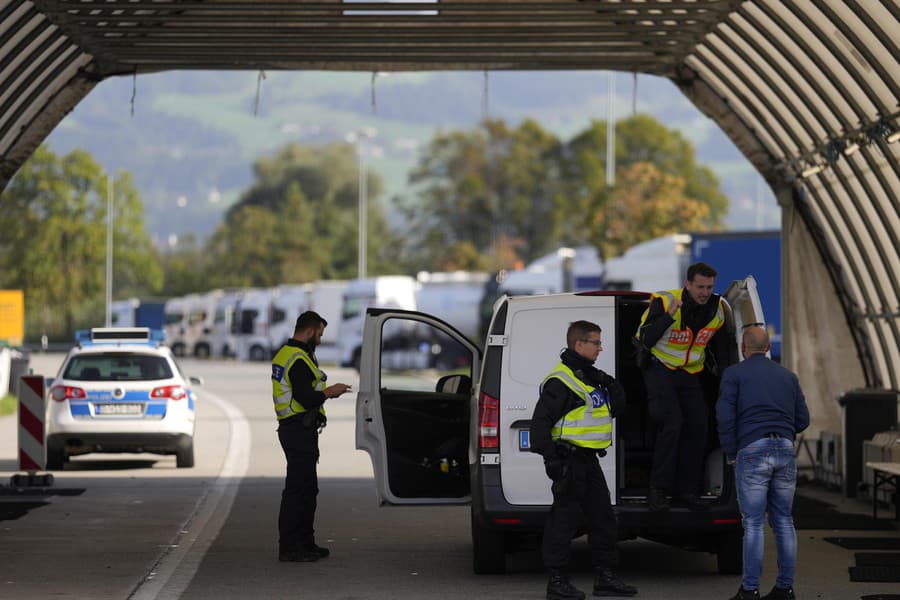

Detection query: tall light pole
xmin=105 ymin=173 xmax=114 ymax=327
xmin=606 ymin=71 xmax=616 ymax=188
xmin=346 ymin=127 xmax=377 ymax=280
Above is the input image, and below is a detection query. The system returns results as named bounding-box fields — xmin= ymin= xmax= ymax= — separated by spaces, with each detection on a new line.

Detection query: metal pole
xmin=105 ymin=174 xmax=113 ymax=327
xmin=606 ymin=71 xmax=616 ymax=188
xmin=358 ymin=144 xmax=367 ymax=279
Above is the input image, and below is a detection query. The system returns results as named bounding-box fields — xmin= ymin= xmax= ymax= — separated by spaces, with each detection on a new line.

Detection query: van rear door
xmin=498 ymin=294 xmax=619 ymax=506
xmin=356 ymin=308 xmax=481 ymax=505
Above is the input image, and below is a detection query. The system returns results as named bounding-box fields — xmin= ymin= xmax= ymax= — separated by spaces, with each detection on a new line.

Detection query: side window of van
xmin=379 ymin=318 xmax=472 ymax=393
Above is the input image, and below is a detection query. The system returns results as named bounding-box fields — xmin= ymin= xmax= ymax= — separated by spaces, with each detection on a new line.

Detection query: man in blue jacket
xmin=716 ymin=326 xmax=809 ymax=600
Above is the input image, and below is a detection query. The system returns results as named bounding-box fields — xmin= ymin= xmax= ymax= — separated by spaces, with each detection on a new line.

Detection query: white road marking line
xmin=128 ymin=389 xmax=250 ymax=600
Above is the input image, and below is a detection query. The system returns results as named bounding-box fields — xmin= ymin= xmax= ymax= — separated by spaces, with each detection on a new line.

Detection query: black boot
xmin=547 ymin=569 xmax=586 ymax=600
xmin=593 ymin=568 xmax=637 ymax=597
xmin=728 ymin=587 xmax=760 ymax=600
xmin=304 ymin=542 xmax=330 ymax=559
xmin=648 ymin=487 xmax=670 ymax=511
xmin=761 ymin=586 xmax=794 ymax=600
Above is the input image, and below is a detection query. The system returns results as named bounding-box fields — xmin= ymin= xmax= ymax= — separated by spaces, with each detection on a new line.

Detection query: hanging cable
xmin=130 ymin=69 xmax=137 ymax=117
xmin=253 ymin=70 xmax=267 ymax=117
xmin=482 ymin=70 xmax=489 ymax=122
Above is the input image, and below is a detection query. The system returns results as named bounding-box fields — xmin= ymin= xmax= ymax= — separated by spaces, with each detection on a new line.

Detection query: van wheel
xmin=194 ymin=343 xmax=210 ymax=358
xmin=176 ymin=442 xmax=195 ymax=468
xmin=471 ymin=513 xmax=507 ymax=574
xmin=172 ymin=343 xmax=186 ymax=357
xmin=716 ymin=531 xmax=743 ymax=574
xmin=249 ymin=345 xmax=267 ymax=362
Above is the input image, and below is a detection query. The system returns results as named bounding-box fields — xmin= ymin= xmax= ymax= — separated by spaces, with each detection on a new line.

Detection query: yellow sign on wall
xmin=0 ymin=290 xmax=25 ymax=346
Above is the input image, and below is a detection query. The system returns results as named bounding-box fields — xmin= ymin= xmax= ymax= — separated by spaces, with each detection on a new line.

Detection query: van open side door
xmin=356 ymin=308 xmax=482 ymax=505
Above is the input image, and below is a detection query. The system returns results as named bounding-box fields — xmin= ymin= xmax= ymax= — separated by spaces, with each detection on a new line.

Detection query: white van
xmin=498 ymin=245 xmax=604 ymax=296
xmin=356 ymin=277 xmax=766 ymax=575
xmin=602 ymin=234 xmax=691 ymax=292
xmin=308 ymin=280 xmax=349 ymax=364
xmin=338 ymin=276 xmax=418 ymax=369
xmin=232 ymin=288 xmax=276 ymax=361
xmin=268 ymin=284 xmax=311 ymax=352
xmin=163 ymin=296 xmax=190 ymax=357
xmin=185 ymin=290 xmax=223 ymax=358
xmin=210 ymin=290 xmax=245 ymax=358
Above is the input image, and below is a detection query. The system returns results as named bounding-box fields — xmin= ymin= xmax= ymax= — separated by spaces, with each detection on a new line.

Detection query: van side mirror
xmin=436 ymin=374 xmax=471 ymax=395
xmin=189 ymin=376 xmax=204 ymax=386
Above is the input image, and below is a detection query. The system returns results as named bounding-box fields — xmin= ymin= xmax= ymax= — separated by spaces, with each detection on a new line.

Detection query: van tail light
xmin=151 ymin=385 xmax=186 ymax=400
xmin=478 ymin=392 xmax=499 ymax=449
xmin=50 ymin=386 xmax=86 ymax=402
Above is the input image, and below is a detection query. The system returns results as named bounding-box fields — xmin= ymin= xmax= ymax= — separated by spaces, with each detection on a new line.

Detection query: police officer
xmin=531 ymin=320 xmax=637 ymax=599
xmin=635 ymin=262 xmax=737 ymax=511
xmin=272 ymin=310 xmax=351 ymax=562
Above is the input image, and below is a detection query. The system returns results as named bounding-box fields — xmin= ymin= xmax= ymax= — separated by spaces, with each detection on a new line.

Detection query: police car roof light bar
xmin=75 ymin=327 xmax=164 ymax=346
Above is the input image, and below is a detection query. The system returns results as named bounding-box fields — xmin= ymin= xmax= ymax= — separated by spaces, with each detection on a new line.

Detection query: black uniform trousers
xmin=277 ymin=415 xmax=319 ymax=553
xmin=542 ymin=448 xmax=617 ymax=570
xmin=644 ymin=360 xmax=706 ymax=496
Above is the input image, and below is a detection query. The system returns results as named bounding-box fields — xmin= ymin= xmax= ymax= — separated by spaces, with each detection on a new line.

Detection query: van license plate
xmin=519 ymin=430 xmax=530 ymax=451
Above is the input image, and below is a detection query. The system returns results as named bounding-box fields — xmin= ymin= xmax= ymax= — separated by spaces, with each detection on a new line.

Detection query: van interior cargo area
xmin=380 ymin=390 xmax=470 ymax=498
xmin=616 ymin=297 xmax=727 ymax=501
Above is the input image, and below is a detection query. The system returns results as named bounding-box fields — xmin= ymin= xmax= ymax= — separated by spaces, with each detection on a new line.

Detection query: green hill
xmin=45 ymin=70 xmax=780 ymax=245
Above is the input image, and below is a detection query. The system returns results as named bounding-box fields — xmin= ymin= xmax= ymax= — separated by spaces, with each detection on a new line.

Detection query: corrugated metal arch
xmin=1 ymin=1 xmax=898 ymax=419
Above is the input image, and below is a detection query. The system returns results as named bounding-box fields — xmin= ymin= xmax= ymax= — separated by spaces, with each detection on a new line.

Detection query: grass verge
xmin=0 ymin=394 xmax=16 ymax=417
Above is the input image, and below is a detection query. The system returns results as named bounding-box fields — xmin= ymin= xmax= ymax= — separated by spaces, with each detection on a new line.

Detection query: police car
xmin=45 ymin=327 xmax=200 ymax=469
xmin=356 ymin=277 xmax=767 ymax=575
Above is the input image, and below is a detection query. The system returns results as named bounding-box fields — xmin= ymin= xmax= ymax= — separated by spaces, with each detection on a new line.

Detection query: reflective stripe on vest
xmin=540 ymin=363 xmax=613 ymax=450
xmin=271 ymin=345 xmax=327 ymax=420
xmin=636 ymin=289 xmax=726 ymax=374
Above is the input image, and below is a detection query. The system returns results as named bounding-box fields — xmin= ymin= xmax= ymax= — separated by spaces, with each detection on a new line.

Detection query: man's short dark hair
xmin=294 ymin=310 xmax=327 ymax=334
xmin=567 ymin=320 xmax=601 ymax=349
xmin=686 ymin=262 xmax=718 ymax=281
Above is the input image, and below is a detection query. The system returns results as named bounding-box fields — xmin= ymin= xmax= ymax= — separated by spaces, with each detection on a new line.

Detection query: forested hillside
xmin=44 ymin=70 xmax=779 ymax=244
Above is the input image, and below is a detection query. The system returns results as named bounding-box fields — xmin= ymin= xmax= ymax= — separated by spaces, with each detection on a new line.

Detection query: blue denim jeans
xmin=735 ymin=436 xmax=797 ymax=591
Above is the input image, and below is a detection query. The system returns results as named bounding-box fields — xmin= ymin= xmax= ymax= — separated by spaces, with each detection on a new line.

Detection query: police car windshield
xmin=64 ymin=353 xmax=174 ymax=381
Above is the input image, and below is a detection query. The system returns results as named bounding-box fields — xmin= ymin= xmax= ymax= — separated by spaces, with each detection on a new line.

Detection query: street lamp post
xmin=105 ymin=173 xmax=114 ymax=327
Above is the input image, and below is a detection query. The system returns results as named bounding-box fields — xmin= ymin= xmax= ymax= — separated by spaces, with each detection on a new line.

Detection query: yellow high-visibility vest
xmin=541 ymin=362 xmax=613 ymax=450
xmin=271 ymin=344 xmax=327 ymax=420
xmin=636 ymin=289 xmax=726 ymax=374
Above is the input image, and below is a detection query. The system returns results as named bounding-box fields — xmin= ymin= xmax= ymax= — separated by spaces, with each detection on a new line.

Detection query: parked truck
xmin=690 ymin=231 xmax=781 ymax=359
xmin=110 ymin=298 xmax=167 ymax=330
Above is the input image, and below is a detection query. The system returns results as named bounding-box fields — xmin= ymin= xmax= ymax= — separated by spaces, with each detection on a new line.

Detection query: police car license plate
xmin=519 ymin=430 xmax=530 ymax=451
xmin=95 ymin=403 xmax=143 ymax=415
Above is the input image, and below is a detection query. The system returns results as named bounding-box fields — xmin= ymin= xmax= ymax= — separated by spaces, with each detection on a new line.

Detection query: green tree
xmin=0 ymin=146 xmax=162 ymax=340
xmin=404 ymin=115 xmax=726 ymax=270
xmin=208 ymin=142 xmax=401 ymax=285
xmin=561 ymin=115 xmax=727 ymax=257
xmin=403 ymin=118 xmax=562 ymax=271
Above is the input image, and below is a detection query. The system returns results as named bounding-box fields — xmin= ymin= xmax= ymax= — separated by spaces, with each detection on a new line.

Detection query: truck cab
xmin=356 ymin=277 xmax=767 ymax=575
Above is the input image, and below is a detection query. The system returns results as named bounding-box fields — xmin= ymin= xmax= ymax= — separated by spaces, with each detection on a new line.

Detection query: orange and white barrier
xmin=17 ymin=375 xmax=46 ymax=472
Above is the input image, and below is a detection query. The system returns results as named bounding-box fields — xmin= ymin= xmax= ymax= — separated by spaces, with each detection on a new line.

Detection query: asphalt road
xmin=1 ymin=354 xmax=897 ymax=599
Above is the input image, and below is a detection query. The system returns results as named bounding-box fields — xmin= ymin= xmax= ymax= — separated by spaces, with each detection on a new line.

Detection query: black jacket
xmin=529 ymin=349 xmax=625 ymax=460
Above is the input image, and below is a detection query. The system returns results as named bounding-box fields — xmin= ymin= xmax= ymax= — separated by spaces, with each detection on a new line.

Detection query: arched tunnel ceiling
xmin=2 ymin=0 xmax=899 ymax=389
